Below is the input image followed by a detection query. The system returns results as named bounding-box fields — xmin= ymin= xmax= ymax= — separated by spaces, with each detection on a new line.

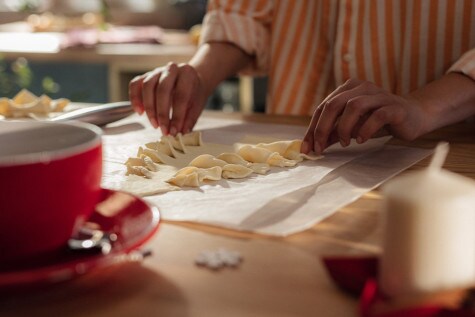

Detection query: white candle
xmin=380 ymin=145 xmax=475 ymax=297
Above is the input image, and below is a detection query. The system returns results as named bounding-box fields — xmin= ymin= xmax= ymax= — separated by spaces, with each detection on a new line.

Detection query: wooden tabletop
xmin=1 ymin=112 xmax=474 ymax=317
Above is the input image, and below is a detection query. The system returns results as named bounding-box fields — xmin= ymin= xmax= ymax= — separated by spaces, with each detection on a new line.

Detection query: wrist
xmin=405 ymin=94 xmax=437 ymax=138
xmin=191 ymin=62 xmax=218 ymax=98
xmin=407 ymin=72 xmax=475 ymax=135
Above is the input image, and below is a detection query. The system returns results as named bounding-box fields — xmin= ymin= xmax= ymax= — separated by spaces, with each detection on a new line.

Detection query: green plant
xmin=0 ymin=55 xmax=60 ymax=96
xmin=17 ymin=0 xmax=38 ymax=12
xmin=100 ymin=0 xmax=111 ymax=30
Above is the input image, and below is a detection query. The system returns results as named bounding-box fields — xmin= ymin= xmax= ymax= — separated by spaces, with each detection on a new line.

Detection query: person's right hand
xmin=301 ymin=79 xmax=426 ymax=155
xmin=129 ymin=62 xmax=207 ymax=136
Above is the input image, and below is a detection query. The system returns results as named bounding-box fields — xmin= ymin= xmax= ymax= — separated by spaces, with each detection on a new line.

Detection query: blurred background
xmin=0 ymin=0 xmax=267 ymax=113
xmin=0 ymin=0 xmax=207 ymax=29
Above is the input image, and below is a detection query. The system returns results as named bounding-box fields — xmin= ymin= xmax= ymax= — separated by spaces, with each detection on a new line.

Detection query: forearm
xmin=409 ymin=72 xmax=475 ymax=136
xmin=189 ymin=42 xmax=253 ymax=97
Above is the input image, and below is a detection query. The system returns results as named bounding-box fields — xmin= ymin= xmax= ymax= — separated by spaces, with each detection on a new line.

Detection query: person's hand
xmin=129 ymin=62 xmax=207 ymax=135
xmin=301 ymin=79 xmax=426 ymax=155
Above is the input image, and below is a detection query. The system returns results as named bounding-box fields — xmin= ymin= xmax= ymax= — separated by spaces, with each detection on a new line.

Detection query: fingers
xmin=313 ymin=81 xmax=380 ymax=154
xmin=169 ymin=64 xmax=198 ymax=135
xmin=129 ymin=75 xmax=145 ymax=115
xmin=182 ymin=99 xmax=204 ymax=134
xmin=129 ymin=63 xmax=206 ymax=136
xmin=336 ymin=93 xmax=390 ymax=146
xmin=302 ymin=79 xmax=410 ymax=154
xmin=357 ymin=105 xmax=405 ymax=143
xmin=155 ymin=63 xmax=179 ymax=135
xmin=301 ymin=106 xmax=322 ymax=154
xmin=141 ymin=69 xmax=161 ymax=128
xmin=301 ymin=79 xmax=362 ymax=154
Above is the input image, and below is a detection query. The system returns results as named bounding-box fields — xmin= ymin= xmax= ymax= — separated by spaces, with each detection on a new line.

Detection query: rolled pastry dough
xmin=190 ymin=154 xmax=228 ymax=168
xmin=0 ymin=89 xmax=69 ymax=118
xmin=121 ymin=131 xmax=322 ymax=196
xmin=168 ymin=166 xmax=222 ymax=187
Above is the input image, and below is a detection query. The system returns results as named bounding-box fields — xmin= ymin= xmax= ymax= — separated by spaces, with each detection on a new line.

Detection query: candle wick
xmin=428 ymin=142 xmax=450 ymax=172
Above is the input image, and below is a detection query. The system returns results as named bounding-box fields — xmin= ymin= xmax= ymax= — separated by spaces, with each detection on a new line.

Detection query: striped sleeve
xmin=448 ymin=48 xmax=475 ymax=81
xmin=199 ymin=0 xmax=273 ymax=75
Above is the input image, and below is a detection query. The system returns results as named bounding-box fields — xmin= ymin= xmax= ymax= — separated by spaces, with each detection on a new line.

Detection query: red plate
xmin=0 ymin=188 xmax=160 ymax=290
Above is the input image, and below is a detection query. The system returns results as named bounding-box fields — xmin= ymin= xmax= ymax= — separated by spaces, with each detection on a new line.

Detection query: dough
xmin=222 ymin=164 xmax=253 ymax=179
xmin=121 ymin=131 xmax=322 ymax=196
xmin=256 ymin=140 xmax=316 ymax=162
xmin=190 ymin=154 xmax=228 ymax=168
xmin=217 ymin=152 xmax=250 ymax=166
xmin=217 ymin=152 xmax=270 ymax=174
xmin=236 ymin=144 xmax=297 ymax=167
xmin=168 ymin=166 xmax=222 ymax=187
xmin=122 ymin=131 xmax=233 ymax=196
xmin=0 ymin=89 xmax=69 ymax=118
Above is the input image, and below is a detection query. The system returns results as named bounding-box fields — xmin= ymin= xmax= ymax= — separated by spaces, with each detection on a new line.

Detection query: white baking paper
xmin=101 ymin=114 xmax=432 ymax=236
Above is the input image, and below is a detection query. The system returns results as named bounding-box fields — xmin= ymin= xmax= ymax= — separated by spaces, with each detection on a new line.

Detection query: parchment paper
xmin=102 ymin=114 xmax=432 ymax=236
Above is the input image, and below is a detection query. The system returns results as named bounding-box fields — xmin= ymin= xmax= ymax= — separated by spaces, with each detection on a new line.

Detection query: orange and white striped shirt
xmin=200 ymin=0 xmax=475 ymax=115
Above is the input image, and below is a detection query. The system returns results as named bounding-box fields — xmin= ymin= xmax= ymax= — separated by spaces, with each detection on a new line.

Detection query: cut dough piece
xmin=196 ymin=166 xmax=222 ymax=182
xmin=256 ymin=140 xmax=321 ymax=161
xmin=267 ymin=152 xmax=297 ymax=167
xmin=53 ymin=98 xmax=69 ymax=112
xmin=162 ymin=135 xmax=185 ymax=152
xmin=126 ymin=165 xmax=153 ymax=178
xmin=218 ymin=152 xmax=270 ymax=175
xmin=125 ymin=157 xmax=145 ymax=168
xmin=135 ymin=166 xmax=154 ymax=179
xmin=222 ymin=164 xmax=253 ymax=179
xmin=125 ymin=155 xmax=157 ymax=177
xmin=145 ymin=140 xmax=176 ymax=157
xmin=10 ymin=99 xmax=50 ymax=115
xmin=122 ymin=172 xmax=179 ymax=196
xmin=13 ymin=89 xmax=37 ymax=104
xmin=137 ymin=147 xmax=162 ymax=163
xmin=125 ymin=157 xmax=146 ymax=177
xmin=0 ymin=89 xmax=70 ymax=118
xmin=237 ymin=145 xmax=271 ymax=163
xmin=126 ymin=165 xmax=143 ymax=177
xmin=248 ymin=163 xmax=270 ymax=175
xmin=168 ymin=166 xmax=222 ymax=187
xmin=145 ymin=139 xmax=183 ymax=166
xmin=168 ymin=170 xmax=200 ymax=187
xmin=178 ymin=131 xmax=202 ymax=146
xmin=142 ymin=155 xmax=158 ymax=171
xmin=190 ymin=154 xmax=227 ymax=168
xmin=237 ymin=144 xmax=297 ymax=167
xmin=0 ymin=98 xmax=9 ymax=116
xmin=217 ymin=152 xmax=250 ymax=166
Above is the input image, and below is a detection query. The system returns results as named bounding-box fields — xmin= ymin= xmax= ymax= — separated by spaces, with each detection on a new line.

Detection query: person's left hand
xmin=301 ymin=79 xmax=426 ymax=155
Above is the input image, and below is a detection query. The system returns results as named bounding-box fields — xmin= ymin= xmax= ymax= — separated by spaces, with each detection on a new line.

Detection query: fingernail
xmin=339 ymin=139 xmax=347 ymax=147
xmin=150 ymin=118 xmax=159 ymax=129
xmin=169 ymin=126 xmax=177 ymax=136
xmin=356 ymin=136 xmax=363 ymax=144
xmin=301 ymin=141 xmax=309 ymax=153
xmin=161 ymin=125 xmax=169 ymax=136
xmin=134 ymin=106 xmax=143 ymax=115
